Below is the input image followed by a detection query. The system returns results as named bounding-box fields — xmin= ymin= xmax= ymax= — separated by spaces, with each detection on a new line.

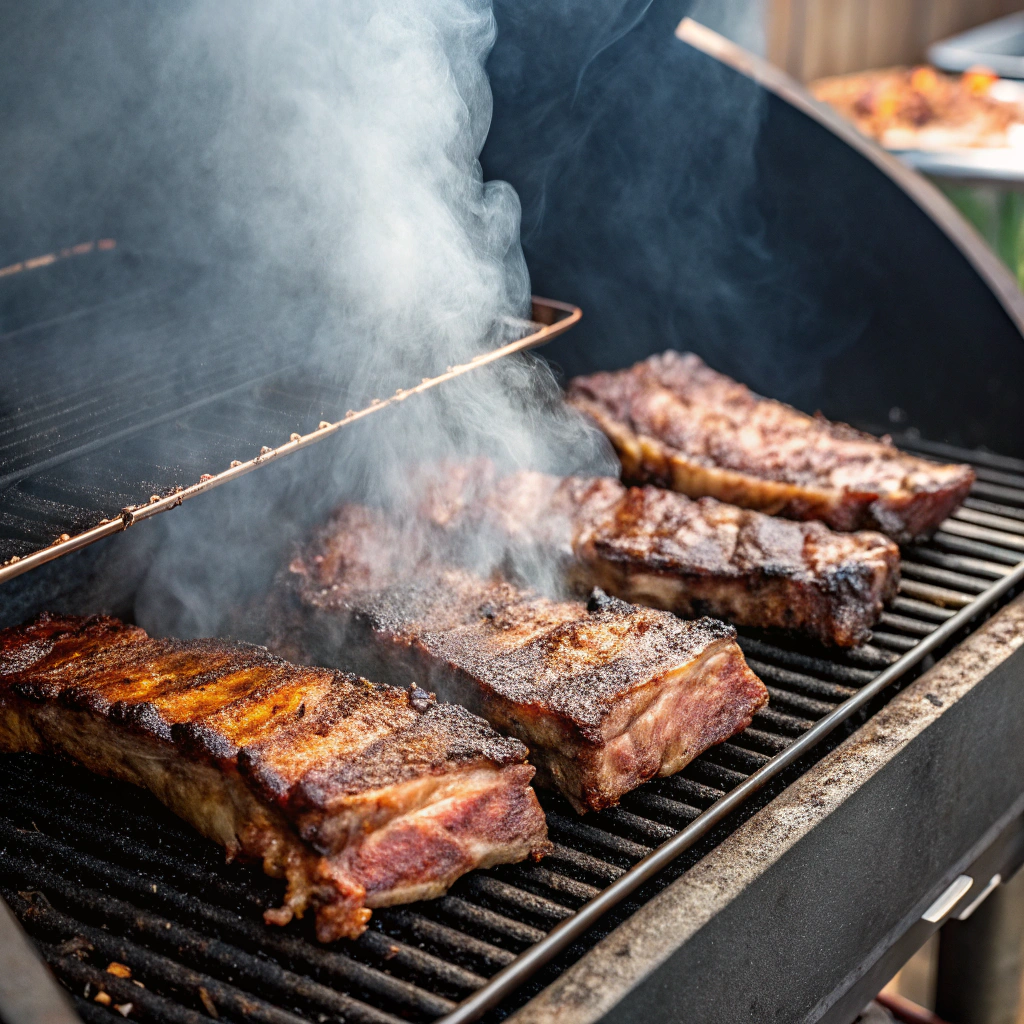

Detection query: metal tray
xmin=930 ymin=12 xmax=1024 ymax=80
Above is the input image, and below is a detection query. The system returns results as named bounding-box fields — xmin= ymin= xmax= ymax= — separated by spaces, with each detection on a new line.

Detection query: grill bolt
xmin=290 ymin=433 xmax=301 ymax=442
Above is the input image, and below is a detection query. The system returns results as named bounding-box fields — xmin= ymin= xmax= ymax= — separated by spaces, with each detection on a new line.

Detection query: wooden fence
xmin=767 ymin=0 xmax=1024 ymax=82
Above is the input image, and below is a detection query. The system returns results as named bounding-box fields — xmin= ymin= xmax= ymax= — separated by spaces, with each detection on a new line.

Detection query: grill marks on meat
xmin=424 ymin=468 xmax=900 ymax=647
xmin=0 ymin=613 xmax=550 ymax=941
xmin=278 ymin=506 xmax=768 ymax=814
xmin=567 ymin=351 xmax=975 ymax=542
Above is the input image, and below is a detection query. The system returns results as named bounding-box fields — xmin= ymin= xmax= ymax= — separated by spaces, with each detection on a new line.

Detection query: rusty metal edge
xmin=0 ymin=297 xmax=581 ymax=587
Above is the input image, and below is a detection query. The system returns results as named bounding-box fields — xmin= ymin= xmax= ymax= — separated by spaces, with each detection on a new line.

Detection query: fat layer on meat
xmin=423 ymin=466 xmax=901 ymax=647
xmin=0 ymin=613 xmax=550 ymax=941
xmin=567 ymin=351 xmax=975 ymax=542
xmin=274 ymin=505 xmax=769 ymax=814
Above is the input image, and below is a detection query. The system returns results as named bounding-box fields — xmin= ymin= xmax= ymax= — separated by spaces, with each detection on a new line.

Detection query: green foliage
xmin=938 ymin=180 xmax=1024 ymax=291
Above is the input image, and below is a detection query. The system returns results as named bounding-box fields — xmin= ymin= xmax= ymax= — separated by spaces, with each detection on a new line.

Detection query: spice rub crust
xmin=0 ymin=613 xmax=549 ymax=940
xmin=568 ymin=351 xmax=974 ymax=542
xmin=424 ymin=466 xmax=900 ymax=647
xmin=282 ymin=505 xmax=768 ymax=813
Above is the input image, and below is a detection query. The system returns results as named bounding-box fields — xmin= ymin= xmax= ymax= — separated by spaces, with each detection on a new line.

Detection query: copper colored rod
xmin=0 ymin=297 xmax=580 ymax=587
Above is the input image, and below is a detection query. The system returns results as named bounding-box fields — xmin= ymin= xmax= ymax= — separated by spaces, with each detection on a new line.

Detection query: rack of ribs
xmin=0 ymin=613 xmax=550 ymax=941
xmin=422 ymin=466 xmax=900 ymax=648
xmin=272 ymin=505 xmax=768 ymax=814
xmin=567 ymin=351 xmax=975 ymax=542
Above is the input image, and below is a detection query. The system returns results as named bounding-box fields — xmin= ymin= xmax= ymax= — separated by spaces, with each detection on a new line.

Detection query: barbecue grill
xmin=2 ymin=6 xmax=1024 ymax=1024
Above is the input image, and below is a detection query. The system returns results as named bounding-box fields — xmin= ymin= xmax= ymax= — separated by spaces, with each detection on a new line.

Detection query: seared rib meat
xmin=0 ymin=613 xmax=549 ymax=941
xmin=275 ymin=506 xmax=768 ymax=814
xmin=567 ymin=351 xmax=975 ymax=542
xmin=424 ymin=468 xmax=901 ymax=648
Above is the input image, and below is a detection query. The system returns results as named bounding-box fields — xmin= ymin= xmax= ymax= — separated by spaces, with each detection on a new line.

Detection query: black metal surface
xmin=0 ymin=442 xmax=1021 ymax=1024
xmin=817 ymin=816 xmax=1024 ymax=1024
xmin=483 ymin=0 xmax=1024 ymax=458
xmin=936 ymin=860 xmax=1024 ymax=1024
xmin=607 ymin=652 xmax=1024 ymax=1024
xmin=0 ymin=249 xmax=567 ymax=593
xmin=0 ymin=250 xmax=344 ymax=565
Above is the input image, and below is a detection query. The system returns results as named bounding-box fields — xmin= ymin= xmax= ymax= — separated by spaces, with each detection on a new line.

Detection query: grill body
xmin=509 ymin=596 xmax=1024 ymax=1024
xmin=1 ymin=5 xmax=1024 ymax=1024
xmin=1 ymin=444 xmax=1022 ymax=1024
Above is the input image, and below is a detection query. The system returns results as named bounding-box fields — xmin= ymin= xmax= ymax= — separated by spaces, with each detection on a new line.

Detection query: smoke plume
xmin=124 ymin=0 xmax=614 ymax=636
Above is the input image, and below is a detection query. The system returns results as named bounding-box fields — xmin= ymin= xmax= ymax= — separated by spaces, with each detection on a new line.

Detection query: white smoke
xmin=132 ymin=0 xmax=614 ymax=637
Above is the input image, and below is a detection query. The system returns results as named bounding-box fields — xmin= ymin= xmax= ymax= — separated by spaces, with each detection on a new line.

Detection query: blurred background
xmin=699 ymin=0 xmax=1024 ymax=292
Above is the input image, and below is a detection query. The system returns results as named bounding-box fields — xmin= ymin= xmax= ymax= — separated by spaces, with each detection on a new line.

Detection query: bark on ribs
xmin=567 ymin=351 xmax=975 ymax=542
xmin=0 ymin=613 xmax=549 ymax=941
xmin=423 ymin=467 xmax=901 ymax=648
xmin=274 ymin=505 xmax=768 ymax=814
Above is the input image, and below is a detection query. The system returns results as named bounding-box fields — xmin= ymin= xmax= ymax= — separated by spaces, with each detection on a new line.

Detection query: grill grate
xmin=0 ymin=255 xmax=578 ymax=582
xmin=1 ymin=441 xmax=1023 ymax=1024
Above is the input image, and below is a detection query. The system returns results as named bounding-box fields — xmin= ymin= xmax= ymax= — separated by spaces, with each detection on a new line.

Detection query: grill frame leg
xmin=935 ymin=865 xmax=1024 ymax=1024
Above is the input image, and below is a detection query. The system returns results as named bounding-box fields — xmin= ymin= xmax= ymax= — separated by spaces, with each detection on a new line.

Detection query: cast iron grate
xmin=1 ymin=441 xmax=1023 ymax=1024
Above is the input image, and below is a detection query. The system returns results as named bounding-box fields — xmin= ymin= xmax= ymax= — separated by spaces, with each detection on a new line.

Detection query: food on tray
xmin=810 ymin=64 xmax=1024 ymax=150
xmin=423 ymin=465 xmax=901 ymax=647
xmin=567 ymin=351 xmax=974 ymax=542
xmin=272 ymin=505 xmax=768 ymax=814
xmin=0 ymin=613 xmax=550 ymax=941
